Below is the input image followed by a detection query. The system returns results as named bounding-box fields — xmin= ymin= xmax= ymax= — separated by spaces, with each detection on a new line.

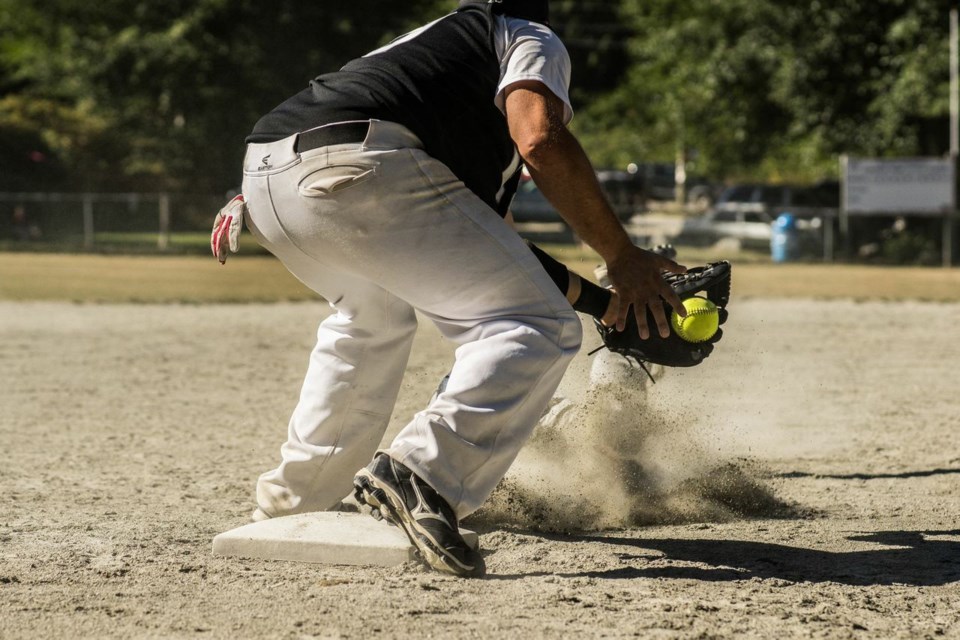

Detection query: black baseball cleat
xmin=353 ymin=453 xmax=485 ymax=578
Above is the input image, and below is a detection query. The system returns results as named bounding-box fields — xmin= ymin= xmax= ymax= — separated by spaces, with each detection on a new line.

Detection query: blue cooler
xmin=771 ymin=213 xmax=799 ymax=263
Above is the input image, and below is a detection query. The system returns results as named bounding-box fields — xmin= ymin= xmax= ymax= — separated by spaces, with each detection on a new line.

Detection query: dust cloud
xmin=469 ymin=351 xmax=795 ymax=532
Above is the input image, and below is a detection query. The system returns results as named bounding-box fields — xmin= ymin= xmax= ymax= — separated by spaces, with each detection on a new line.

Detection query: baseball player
xmin=211 ymin=0 xmax=696 ymax=578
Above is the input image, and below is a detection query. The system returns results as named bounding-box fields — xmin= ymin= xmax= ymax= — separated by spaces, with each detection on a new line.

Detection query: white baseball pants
xmin=242 ymin=121 xmax=581 ymax=519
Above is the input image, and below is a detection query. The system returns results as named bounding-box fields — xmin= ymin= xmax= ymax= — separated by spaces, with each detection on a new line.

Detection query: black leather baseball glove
xmin=592 ymin=261 xmax=731 ymax=370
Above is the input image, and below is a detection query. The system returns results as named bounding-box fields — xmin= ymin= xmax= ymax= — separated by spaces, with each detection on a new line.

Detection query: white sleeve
xmin=494 ymin=17 xmax=574 ymax=124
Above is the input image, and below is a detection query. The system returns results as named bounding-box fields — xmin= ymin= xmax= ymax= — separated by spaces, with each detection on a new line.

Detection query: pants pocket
xmin=298 ymin=164 xmax=377 ymax=197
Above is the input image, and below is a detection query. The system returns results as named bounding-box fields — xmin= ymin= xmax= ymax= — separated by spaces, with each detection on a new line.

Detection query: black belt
xmin=295 ymin=122 xmax=370 ymax=153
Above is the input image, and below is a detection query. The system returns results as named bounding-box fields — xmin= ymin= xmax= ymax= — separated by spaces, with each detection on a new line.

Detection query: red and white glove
xmin=211 ymin=194 xmax=247 ymax=264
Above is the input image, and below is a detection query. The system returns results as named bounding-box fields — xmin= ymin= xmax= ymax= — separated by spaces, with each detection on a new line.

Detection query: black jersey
xmin=248 ymin=7 xmax=516 ymax=212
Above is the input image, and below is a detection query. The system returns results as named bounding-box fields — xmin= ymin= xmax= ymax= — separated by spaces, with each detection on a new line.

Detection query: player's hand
xmin=604 ymin=244 xmax=687 ymax=339
xmin=211 ymin=194 xmax=246 ymax=264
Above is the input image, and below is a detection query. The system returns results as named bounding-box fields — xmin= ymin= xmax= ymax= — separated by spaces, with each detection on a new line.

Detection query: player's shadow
xmin=557 ymin=530 xmax=960 ymax=586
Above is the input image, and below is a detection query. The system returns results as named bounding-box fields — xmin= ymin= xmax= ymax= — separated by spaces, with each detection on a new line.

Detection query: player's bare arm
xmin=503 ymin=80 xmax=687 ymax=338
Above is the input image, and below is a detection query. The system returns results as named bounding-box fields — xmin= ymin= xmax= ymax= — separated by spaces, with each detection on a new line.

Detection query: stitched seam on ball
xmin=678 ymin=307 xmax=716 ymax=341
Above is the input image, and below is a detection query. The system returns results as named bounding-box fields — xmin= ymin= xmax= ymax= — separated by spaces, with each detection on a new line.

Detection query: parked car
xmin=595 ymin=169 xmax=645 ymax=221
xmin=686 ymin=182 xmax=724 ymax=210
xmin=675 ymin=183 xmax=838 ymax=250
xmin=627 ymin=162 xmax=721 ymax=208
xmin=716 ymin=184 xmax=837 ymax=217
xmin=510 ymin=171 xmax=639 ymax=224
xmin=509 ymin=176 xmax=559 ymax=224
xmin=629 ymin=162 xmax=676 ymax=202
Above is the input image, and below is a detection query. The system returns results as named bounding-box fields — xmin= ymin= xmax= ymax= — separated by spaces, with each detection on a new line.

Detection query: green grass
xmin=0 ymin=252 xmax=315 ymax=303
xmin=2 ymin=250 xmax=960 ymax=304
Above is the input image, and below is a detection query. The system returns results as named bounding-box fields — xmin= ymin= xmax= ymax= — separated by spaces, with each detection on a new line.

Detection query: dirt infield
xmin=1 ymin=299 xmax=959 ymax=638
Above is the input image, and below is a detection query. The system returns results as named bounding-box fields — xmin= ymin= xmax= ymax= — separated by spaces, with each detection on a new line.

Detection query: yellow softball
xmin=671 ymin=296 xmax=719 ymax=343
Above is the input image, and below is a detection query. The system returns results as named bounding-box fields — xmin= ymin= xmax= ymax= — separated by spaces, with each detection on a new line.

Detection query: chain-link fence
xmin=0 ymin=192 xmax=228 ymax=251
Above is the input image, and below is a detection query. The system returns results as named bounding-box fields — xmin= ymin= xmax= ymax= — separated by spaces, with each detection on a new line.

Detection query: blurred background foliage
xmin=0 ymin=0 xmax=955 ymax=192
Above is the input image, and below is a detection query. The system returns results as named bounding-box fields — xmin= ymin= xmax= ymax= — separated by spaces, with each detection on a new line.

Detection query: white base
xmin=212 ymin=512 xmax=478 ymax=567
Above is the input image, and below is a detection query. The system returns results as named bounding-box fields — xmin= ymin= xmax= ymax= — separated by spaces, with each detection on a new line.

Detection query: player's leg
xmin=242 ymin=162 xmax=418 ymax=520
xmin=253 ymin=286 xmax=417 ymax=520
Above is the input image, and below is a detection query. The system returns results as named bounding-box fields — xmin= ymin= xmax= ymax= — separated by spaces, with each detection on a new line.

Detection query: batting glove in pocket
xmin=211 ymin=194 xmax=246 ymax=264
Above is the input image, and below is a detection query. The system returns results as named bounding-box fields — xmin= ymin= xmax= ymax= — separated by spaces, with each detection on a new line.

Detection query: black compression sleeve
xmin=573 ymin=277 xmax=611 ymax=319
xmin=526 ymin=240 xmax=569 ymax=293
xmin=525 ymin=240 xmax=611 ymax=319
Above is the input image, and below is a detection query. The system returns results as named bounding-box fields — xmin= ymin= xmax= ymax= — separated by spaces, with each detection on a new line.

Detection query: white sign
xmin=842 ymin=157 xmax=955 ymax=215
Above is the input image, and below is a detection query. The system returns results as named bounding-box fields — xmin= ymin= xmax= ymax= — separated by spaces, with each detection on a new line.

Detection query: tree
xmin=2 ymin=0 xmax=955 ymax=191
xmin=573 ymin=0 xmax=954 ymax=183
xmin=778 ymin=0 xmax=952 ymax=162
xmin=0 ymin=0 xmax=452 ymax=192
xmin=550 ymin=0 xmax=634 ymax=108
xmin=573 ymin=0 xmax=792 ymax=178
